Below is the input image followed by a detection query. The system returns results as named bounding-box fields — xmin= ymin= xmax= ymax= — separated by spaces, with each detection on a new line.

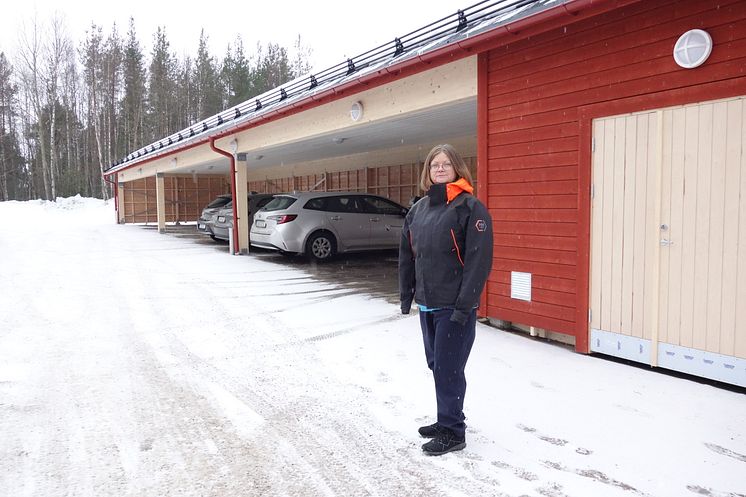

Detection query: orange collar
xmin=446 ymin=178 xmax=474 ymax=203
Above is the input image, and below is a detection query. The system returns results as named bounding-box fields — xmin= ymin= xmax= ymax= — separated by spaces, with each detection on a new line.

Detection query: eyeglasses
xmin=429 ymin=162 xmax=453 ymax=171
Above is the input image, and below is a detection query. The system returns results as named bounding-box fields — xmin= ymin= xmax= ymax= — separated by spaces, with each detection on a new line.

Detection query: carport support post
xmin=156 ymin=172 xmax=166 ymax=234
xmin=117 ymin=182 xmax=125 ymax=224
xmin=235 ymin=153 xmax=249 ymax=254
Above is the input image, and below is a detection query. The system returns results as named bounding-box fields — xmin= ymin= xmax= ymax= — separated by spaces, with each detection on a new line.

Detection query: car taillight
xmin=267 ymin=214 xmax=297 ymax=224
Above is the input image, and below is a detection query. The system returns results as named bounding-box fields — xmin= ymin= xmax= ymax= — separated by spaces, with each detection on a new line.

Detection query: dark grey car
xmin=212 ymin=193 xmax=275 ymax=242
xmin=197 ymin=194 xmax=232 ymax=240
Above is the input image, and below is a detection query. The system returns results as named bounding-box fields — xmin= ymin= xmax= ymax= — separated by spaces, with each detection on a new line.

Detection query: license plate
xmin=198 ymin=223 xmax=205 ymax=229
xmin=256 ymin=220 xmax=267 ymax=228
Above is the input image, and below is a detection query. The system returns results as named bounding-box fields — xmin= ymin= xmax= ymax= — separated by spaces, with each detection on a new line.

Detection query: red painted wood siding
xmin=483 ymin=0 xmax=746 ymax=344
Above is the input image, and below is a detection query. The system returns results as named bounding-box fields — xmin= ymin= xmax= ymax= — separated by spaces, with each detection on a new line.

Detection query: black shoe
xmin=418 ymin=422 xmax=447 ymax=438
xmin=421 ymin=431 xmax=466 ymax=456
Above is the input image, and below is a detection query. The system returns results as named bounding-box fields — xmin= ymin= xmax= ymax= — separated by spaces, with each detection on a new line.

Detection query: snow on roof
xmin=105 ymin=0 xmax=560 ymax=175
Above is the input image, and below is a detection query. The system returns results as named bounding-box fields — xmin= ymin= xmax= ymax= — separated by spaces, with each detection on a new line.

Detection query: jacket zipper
xmin=450 ymin=229 xmax=464 ymax=267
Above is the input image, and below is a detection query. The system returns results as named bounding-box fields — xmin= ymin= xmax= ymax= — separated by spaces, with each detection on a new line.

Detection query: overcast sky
xmin=0 ymin=0 xmax=473 ymax=73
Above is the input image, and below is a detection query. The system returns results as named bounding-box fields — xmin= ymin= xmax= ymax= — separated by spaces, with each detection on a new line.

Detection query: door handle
xmin=370 ymin=217 xmax=381 ymax=222
xmin=330 ymin=215 xmax=341 ymax=221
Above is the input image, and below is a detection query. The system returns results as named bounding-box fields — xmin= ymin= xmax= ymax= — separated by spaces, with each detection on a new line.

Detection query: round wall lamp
xmin=673 ymin=29 xmax=712 ymax=69
xmin=350 ymin=101 xmax=364 ymax=122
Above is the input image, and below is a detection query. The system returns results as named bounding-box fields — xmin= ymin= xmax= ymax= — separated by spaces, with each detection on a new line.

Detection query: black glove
xmin=450 ymin=309 xmax=468 ymax=325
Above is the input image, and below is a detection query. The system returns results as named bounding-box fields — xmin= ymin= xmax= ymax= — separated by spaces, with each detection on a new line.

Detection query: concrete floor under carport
xmin=144 ymin=223 xmax=401 ymax=305
xmin=113 ymin=56 xmax=479 ymax=256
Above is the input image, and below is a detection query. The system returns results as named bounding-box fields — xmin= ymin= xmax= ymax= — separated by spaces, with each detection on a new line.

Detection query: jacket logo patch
xmin=475 ymin=219 xmax=487 ymax=232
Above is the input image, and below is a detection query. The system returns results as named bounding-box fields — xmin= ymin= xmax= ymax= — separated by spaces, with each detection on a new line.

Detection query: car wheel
xmin=306 ymin=232 xmax=336 ymax=261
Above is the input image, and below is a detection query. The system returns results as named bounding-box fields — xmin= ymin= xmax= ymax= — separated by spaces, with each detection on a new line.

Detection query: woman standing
xmin=399 ymin=144 xmax=493 ymax=456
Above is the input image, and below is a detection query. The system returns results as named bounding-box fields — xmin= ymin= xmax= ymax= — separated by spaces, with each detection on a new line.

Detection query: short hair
xmin=420 ymin=144 xmax=473 ymax=191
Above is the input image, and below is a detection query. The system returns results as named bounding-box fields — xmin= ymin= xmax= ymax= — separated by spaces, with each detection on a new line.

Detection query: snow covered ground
xmin=0 ymin=196 xmax=744 ymax=497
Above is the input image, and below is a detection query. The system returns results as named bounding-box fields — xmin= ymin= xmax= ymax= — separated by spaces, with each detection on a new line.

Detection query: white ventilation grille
xmin=511 ymin=271 xmax=532 ymax=301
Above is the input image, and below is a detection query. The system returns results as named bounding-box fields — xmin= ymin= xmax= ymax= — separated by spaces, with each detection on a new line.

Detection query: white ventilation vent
xmin=511 ymin=271 xmax=532 ymax=301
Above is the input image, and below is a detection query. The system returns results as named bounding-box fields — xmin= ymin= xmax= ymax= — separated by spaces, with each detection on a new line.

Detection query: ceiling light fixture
xmin=350 ymin=101 xmax=364 ymax=122
xmin=673 ymin=29 xmax=713 ymax=69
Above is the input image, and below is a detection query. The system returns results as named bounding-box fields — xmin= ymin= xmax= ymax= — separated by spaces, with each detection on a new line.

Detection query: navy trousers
xmin=419 ymin=308 xmax=477 ymax=438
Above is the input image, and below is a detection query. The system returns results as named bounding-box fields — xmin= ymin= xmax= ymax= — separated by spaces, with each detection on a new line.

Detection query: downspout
xmin=103 ymin=174 xmax=118 ymax=223
xmin=210 ymin=137 xmax=239 ymax=254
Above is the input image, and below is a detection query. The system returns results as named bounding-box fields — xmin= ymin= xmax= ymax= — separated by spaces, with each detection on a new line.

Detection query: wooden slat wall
xmin=248 ymin=159 xmax=476 ymax=207
xmin=121 ymin=176 xmax=229 ymax=224
xmin=121 ymin=160 xmax=476 ymax=224
xmin=484 ymin=0 xmax=746 ymax=337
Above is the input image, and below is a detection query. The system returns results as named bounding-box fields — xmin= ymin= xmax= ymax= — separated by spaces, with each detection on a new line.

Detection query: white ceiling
xmin=177 ymin=97 xmax=477 ymax=178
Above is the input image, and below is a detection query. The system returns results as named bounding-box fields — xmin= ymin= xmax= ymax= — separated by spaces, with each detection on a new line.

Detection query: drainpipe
xmin=210 ymin=137 xmax=239 ymax=255
xmin=102 ymin=175 xmax=118 ymax=222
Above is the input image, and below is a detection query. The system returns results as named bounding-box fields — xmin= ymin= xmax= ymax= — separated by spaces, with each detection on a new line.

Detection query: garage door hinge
xmin=591 ymin=183 xmax=595 ymax=199
xmin=588 ymin=309 xmax=592 ymax=323
xmin=591 ymin=137 xmax=596 ymax=153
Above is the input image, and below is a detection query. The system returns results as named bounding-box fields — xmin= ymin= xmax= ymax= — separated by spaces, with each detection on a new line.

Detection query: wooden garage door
xmin=590 ymin=97 xmax=746 ymax=375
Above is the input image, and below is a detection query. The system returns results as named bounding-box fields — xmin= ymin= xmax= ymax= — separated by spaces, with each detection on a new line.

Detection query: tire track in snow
xmin=135 ymin=249 xmax=513 ymax=497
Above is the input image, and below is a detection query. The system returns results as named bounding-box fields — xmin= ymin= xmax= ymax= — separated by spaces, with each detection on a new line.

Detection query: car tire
xmin=306 ymin=231 xmax=336 ymax=262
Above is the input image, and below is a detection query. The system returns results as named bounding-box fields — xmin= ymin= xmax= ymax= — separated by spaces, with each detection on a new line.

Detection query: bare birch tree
xmin=44 ymin=13 xmax=73 ymax=199
xmin=16 ymin=15 xmax=50 ymax=199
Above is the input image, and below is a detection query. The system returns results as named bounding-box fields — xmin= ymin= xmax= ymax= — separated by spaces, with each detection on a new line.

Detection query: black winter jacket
xmin=399 ymin=179 xmax=493 ymax=325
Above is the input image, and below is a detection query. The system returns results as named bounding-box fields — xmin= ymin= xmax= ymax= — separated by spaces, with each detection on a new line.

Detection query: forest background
xmin=0 ymin=15 xmax=313 ymax=201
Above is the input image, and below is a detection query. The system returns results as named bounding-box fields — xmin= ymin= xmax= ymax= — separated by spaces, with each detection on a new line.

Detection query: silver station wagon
xmin=250 ymin=191 xmax=408 ymax=261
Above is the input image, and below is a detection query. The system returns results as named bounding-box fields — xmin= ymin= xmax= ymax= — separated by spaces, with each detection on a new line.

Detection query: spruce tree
xmin=221 ymin=36 xmax=253 ymax=108
xmin=120 ymin=17 xmax=146 ymax=155
xmin=194 ymin=30 xmax=222 ymax=120
xmin=147 ymin=27 xmax=177 ymax=138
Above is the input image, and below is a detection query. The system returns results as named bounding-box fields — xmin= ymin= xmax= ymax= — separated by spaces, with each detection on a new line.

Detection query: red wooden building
xmin=479 ymin=0 xmax=745 ymax=387
xmin=105 ymin=0 xmax=746 ymax=386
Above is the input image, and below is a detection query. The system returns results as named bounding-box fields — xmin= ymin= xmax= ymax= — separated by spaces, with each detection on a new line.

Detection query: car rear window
xmin=207 ymin=196 xmax=231 ymax=208
xmin=361 ymin=196 xmax=404 ymax=215
xmin=303 ymin=197 xmax=328 ymax=211
xmin=255 ymin=197 xmax=274 ymax=210
xmin=262 ymin=196 xmax=297 ymax=211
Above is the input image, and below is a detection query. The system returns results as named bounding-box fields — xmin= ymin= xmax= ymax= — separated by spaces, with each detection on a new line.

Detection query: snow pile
xmin=0 ymin=195 xmax=113 ymax=228
xmin=43 ymin=195 xmax=112 ymax=223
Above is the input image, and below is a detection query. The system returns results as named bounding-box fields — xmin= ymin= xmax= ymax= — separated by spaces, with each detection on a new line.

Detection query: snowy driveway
xmin=1 ymin=197 xmax=744 ymax=497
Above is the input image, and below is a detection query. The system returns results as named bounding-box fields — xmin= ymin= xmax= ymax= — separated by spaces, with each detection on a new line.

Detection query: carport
xmin=118 ymin=71 xmax=476 ymax=252
xmin=106 ymin=29 xmax=487 ymax=255
xmin=103 ymin=1 xmax=565 ymax=254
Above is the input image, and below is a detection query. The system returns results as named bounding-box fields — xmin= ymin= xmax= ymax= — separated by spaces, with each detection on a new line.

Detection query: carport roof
xmin=104 ymin=0 xmax=561 ymax=177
